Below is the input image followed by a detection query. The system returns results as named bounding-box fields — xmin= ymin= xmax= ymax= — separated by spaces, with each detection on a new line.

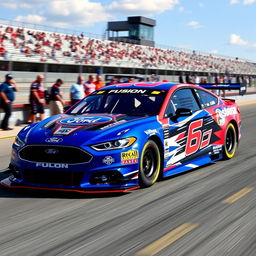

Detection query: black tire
xmin=139 ymin=140 xmax=161 ymax=187
xmin=223 ymin=123 xmax=237 ymax=159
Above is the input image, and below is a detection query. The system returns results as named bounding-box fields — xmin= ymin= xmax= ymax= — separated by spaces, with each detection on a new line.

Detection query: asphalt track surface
xmin=0 ymin=104 xmax=255 ymax=256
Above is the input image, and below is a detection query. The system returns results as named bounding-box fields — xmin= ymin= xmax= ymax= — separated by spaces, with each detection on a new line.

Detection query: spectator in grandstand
xmin=29 ymin=74 xmax=45 ymax=123
xmin=0 ymin=74 xmax=18 ymax=130
xmin=94 ymin=75 xmax=104 ymax=90
xmin=106 ymin=78 xmax=116 ymax=86
xmin=223 ymin=75 xmax=229 ymax=84
xmin=179 ymin=72 xmax=185 ymax=83
xmin=84 ymin=75 xmax=96 ymax=96
xmin=49 ymin=79 xmax=65 ymax=116
xmin=236 ymin=75 xmax=241 ymax=84
xmin=127 ymin=77 xmax=135 ymax=83
xmin=207 ymin=73 xmax=214 ymax=83
xmin=70 ymin=76 xmax=85 ymax=105
xmin=214 ymin=74 xmax=220 ymax=84
xmin=185 ymin=73 xmax=191 ymax=84
xmin=248 ymin=76 xmax=253 ymax=87
xmin=0 ymin=45 xmax=6 ymax=57
xmin=228 ymin=75 xmax=233 ymax=84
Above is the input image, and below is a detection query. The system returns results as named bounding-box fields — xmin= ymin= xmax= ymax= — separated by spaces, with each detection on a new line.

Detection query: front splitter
xmin=0 ymin=178 xmax=140 ymax=194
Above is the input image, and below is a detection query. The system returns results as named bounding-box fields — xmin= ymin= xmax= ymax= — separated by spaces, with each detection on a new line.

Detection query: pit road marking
xmin=136 ymin=223 xmax=198 ymax=256
xmin=222 ymin=187 xmax=254 ymax=204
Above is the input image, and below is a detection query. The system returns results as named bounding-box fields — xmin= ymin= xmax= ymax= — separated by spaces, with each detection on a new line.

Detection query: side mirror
xmin=175 ymin=108 xmax=192 ymax=117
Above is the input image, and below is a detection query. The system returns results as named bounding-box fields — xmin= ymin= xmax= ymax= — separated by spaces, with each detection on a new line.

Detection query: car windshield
xmin=67 ymin=89 xmax=167 ymax=116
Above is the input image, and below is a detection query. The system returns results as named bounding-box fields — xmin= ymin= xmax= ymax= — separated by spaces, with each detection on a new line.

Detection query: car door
xmin=163 ymin=87 xmax=212 ymax=168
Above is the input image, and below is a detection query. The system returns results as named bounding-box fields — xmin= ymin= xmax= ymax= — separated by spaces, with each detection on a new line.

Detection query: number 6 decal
xmin=185 ymin=119 xmax=212 ymax=156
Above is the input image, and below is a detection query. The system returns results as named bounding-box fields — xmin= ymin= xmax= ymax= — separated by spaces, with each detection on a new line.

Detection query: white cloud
xmin=198 ymin=2 xmax=204 ymax=7
xmin=15 ymin=15 xmax=46 ymax=24
xmin=4 ymin=0 xmax=180 ymax=28
xmin=0 ymin=0 xmax=47 ymax=9
xmin=186 ymin=21 xmax=203 ymax=29
xmin=230 ymin=0 xmax=239 ymax=4
xmin=108 ymin=0 xmax=179 ymax=15
xmin=47 ymin=0 xmax=111 ymax=27
xmin=11 ymin=0 xmax=111 ymax=28
xmin=243 ymin=0 xmax=256 ymax=4
xmin=178 ymin=6 xmax=185 ymax=12
xmin=0 ymin=2 xmax=17 ymax=9
xmin=230 ymin=0 xmax=256 ymax=4
xmin=229 ymin=34 xmax=248 ymax=46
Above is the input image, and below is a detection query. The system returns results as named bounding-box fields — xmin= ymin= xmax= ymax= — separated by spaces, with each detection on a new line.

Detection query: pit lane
xmin=0 ymin=104 xmax=255 ymax=256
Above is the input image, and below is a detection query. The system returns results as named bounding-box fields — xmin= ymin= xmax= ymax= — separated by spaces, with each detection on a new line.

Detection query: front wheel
xmin=223 ymin=123 xmax=237 ymax=159
xmin=139 ymin=140 xmax=161 ymax=187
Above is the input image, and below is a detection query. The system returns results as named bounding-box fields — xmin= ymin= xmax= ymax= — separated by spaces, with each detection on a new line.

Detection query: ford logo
xmin=44 ymin=148 xmax=59 ymax=154
xmin=60 ymin=116 xmax=113 ymax=126
xmin=45 ymin=137 xmax=63 ymax=143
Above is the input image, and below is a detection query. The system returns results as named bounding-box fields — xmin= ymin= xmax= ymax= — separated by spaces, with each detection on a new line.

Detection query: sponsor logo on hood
xmin=60 ymin=116 xmax=113 ymax=126
xmin=45 ymin=137 xmax=63 ymax=143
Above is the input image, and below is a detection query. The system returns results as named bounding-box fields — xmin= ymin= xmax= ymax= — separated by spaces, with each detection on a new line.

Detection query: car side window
xmin=166 ymin=88 xmax=200 ymax=117
xmin=195 ymin=89 xmax=218 ymax=108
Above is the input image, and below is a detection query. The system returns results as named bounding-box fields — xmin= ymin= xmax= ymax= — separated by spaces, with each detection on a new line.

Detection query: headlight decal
xmin=91 ymin=137 xmax=136 ymax=151
xmin=13 ymin=135 xmax=25 ymax=148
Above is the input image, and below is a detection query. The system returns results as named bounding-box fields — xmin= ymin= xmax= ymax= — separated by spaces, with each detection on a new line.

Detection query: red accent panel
xmin=176 ymin=131 xmax=186 ymax=141
xmin=0 ymin=182 xmax=140 ymax=193
xmin=163 ymin=165 xmax=177 ymax=172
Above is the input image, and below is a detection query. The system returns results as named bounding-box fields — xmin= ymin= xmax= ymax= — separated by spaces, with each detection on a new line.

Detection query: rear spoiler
xmin=198 ymin=83 xmax=247 ymax=96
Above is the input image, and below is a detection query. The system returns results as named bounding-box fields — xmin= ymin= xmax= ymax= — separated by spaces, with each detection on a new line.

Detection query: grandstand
xmin=0 ymin=20 xmax=256 ymax=104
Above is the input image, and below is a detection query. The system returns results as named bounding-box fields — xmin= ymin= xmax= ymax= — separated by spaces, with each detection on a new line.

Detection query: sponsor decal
xmin=108 ymin=89 xmax=147 ymax=94
xmin=45 ymin=137 xmax=63 ymax=143
xmin=212 ymin=145 xmax=222 ymax=154
xmin=100 ymin=120 xmax=127 ymax=130
xmin=151 ymin=91 xmax=161 ymax=94
xmin=54 ymin=127 xmax=77 ymax=135
xmin=121 ymin=150 xmax=139 ymax=164
xmin=103 ymin=156 xmax=115 ymax=165
xmin=60 ymin=116 xmax=113 ymax=126
xmin=43 ymin=116 xmax=63 ymax=129
xmin=215 ymin=107 xmax=237 ymax=126
xmin=36 ymin=163 xmax=69 ymax=168
xmin=144 ymin=129 xmax=157 ymax=135
xmin=97 ymin=90 xmax=105 ymax=94
xmin=117 ymin=129 xmax=130 ymax=136
xmin=44 ymin=148 xmax=59 ymax=154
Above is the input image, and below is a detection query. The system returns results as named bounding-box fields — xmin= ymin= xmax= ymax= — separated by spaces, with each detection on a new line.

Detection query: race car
xmin=1 ymin=82 xmax=241 ymax=193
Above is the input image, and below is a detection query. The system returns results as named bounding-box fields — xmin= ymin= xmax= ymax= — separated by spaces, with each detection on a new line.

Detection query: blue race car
xmin=1 ymin=82 xmax=241 ymax=193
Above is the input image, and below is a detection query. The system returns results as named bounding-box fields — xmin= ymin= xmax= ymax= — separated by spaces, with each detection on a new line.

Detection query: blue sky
xmin=0 ymin=0 xmax=256 ymax=61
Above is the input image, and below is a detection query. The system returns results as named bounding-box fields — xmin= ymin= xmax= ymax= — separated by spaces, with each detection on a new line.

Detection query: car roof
xmin=100 ymin=82 xmax=179 ymax=91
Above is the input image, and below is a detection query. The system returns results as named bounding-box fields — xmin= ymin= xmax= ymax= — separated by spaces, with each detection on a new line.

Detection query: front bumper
xmin=3 ymin=145 xmax=141 ymax=193
xmin=0 ymin=177 xmax=140 ymax=193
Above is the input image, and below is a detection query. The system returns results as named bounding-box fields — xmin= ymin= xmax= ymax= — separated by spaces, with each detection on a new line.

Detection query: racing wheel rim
xmin=224 ymin=123 xmax=237 ymax=159
xmin=139 ymin=140 xmax=161 ymax=187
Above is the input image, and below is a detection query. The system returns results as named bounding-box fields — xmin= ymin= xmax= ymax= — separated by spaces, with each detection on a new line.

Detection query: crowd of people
xmin=1 ymin=24 xmax=256 ymax=74
xmin=1 ymin=24 xmax=256 ymax=130
xmin=0 ymin=73 xmax=106 ymax=130
xmin=0 ymin=72 xmax=254 ymax=130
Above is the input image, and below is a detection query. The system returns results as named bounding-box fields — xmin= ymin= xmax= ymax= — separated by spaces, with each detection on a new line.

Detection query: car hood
xmin=24 ymin=113 xmax=156 ymax=146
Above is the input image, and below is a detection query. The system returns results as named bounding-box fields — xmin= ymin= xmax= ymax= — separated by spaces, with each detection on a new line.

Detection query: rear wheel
xmin=139 ymin=140 xmax=161 ymax=187
xmin=223 ymin=123 xmax=237 ymax=159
